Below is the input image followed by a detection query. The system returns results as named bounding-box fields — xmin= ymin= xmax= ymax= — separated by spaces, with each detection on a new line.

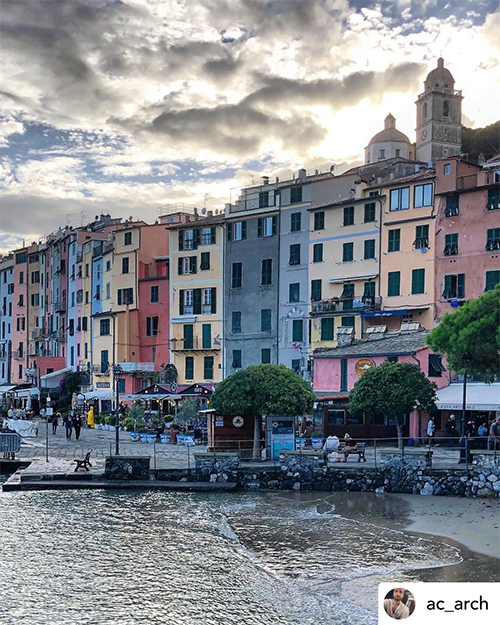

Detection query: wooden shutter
xmin=272 ymin=215 xmax=277 ymax=235
xmin=193 ymin=229 xmax=200 ymax=249
xmin=211 ymin=287 xmax=217 ymax=314
xmin=179 ymin=290 xmax=184 ymax=315
xmin=257 ymin=218 xmax=263 ymax=237
xmin=191 ymin=257 xmax=197 ymax=274
xmin=241 ymin=221 xmax=247 ymax=239
xmin=193 ymin=288 xmax=202 ymax=314
xmin=178 ymin=231 xmax=184 ymax=251
xmin=227 ymin=224 xmax=232 ymax=241
xmin=117 ymin=289 xmax=122 ymax=305
xmin=178 ymin=258 xmax=183 ymax=275
xmin=210 ymin=227 xmax=216 ymax=244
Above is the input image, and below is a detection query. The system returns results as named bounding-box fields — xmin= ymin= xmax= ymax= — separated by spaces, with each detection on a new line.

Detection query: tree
xmin=59 ymin=371 xmax=86 ymax=408
xmin=349 ymin=362 xmax=437 ymax=449
xmin=175 ymin=399 xmax=199 ymax=427
xmin=211 ymin=364 xmax=315 ymax=459
xmin=153 ymin=363 xmax=178 ymax=385
xmin=461 ymin=121 xmax=500 ymax=162
xmin=426 ymin=285 xmax=500 ymax=380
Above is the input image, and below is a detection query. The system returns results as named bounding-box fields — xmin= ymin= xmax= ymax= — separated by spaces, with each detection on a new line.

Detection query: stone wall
xmin=104 ymin=456 xmax=150 ymax=480
xmin=194 ymin=453 xmax=239 ymax=483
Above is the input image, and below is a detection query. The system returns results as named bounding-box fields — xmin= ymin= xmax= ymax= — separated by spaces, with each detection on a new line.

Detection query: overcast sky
xmin=1 ymin=0 xmax=499 ymax=253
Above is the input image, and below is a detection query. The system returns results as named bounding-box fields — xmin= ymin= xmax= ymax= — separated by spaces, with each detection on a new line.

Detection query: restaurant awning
xmin=435 ymin=383 xmax=500 ymax=411
xmin=83 ymin=390 xmax=115 ymax=401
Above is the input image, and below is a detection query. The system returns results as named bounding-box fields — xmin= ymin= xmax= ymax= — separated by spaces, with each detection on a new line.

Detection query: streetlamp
xmin=458 ymin=352 xmax=472 ymax=464
xmin=45 ymin=392 xmax=52 ymax=463
xmin=113 ymin=365 xmax=123 ymax=455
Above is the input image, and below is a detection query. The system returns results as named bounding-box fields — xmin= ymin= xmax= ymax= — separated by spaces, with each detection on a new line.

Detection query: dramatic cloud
xmin=0 ymin=0 xmax=498 ymax=251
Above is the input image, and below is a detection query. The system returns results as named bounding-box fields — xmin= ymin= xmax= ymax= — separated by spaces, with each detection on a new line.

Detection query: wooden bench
xmin=338 ymin=441 xmax=367 ymax=462
xmin=74 ymin=450 xmax=93 ymax=472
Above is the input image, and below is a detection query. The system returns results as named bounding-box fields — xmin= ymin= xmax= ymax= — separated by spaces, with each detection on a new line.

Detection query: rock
xmin=209 ymin=474 xmax=217 ymax=483
xmin=493 ymin=482 xmax=500 ymax=493
xmin=487 ymin=474 xmax=498 ymax=483
xmin=293 ymin=482 xmax=301 ymax=490
xmin=375 ymin=487 xmax=385 ymax=494
xmin=420 ymin=483 xmax=434 ymax=496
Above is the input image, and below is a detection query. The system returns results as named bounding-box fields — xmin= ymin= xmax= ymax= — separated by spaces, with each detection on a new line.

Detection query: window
xmin=31 ymin=293 xmax=39 ymax=307
xmin=204 ymin=356 xmax=214 ymax=379
xmin=117 ymin=288 xmax=133 ymax=305
xmin=414 ymin=224 xmax=429 ymax=249
xmin=146 ymin=316 xmax=159 ymax=336
xmin=445 ymin=195 xmax=459 ymax=217
xmin=364 ymin=239 xmax=375 ymax=259
xmin=443 ymin=274 xmax=465 ymax=299
xmin=106 ymin=260 xmax=111 ymax=272
xmin=290 ymin=186 xmax=302 ymax=204
xmin=232 ymin=311 xmax=242 ymax=334
xmin=321 ymin=318 xmax=334 ymax=341
xmin=202 ymin=324 xmax=211 ymax=349
xmin=388 ymin=271 xmax=401 ymax=297
xmin=257 ymin=216 xmax=277 ymax=237
xmin=183 ymin=324 xmax=194 ymax=349
xmin=378 ymin=149 xmax=385 ymax=159
xmin=261 ymin=349 xmax=271 ymax=364
xmin=443 ymin=100 xmax=450 ymax=118
xmin=31 ymin=271 xmax=40 ymax=284
xmin=231 ymin=262 xmax=242 ymax=289
xmin=16 ymin=251 xmax=27 ymax=264
xmin=232 ymin=350 xmax=242 ymax=369
xmin=181 ymin=229 xmax=196 ymax=251
xmin=18 ymin=365 xmax=22 ymax=379
xmin=200 ymin=252 xmax=210 ymax=270
xmin=122 ymin=257 xmax=129 ymax=274
xmin=411 ymin=268 xmax=425 ymax=294
xmin=390 ymin=187 xmax=410 ymax=211
xmin=444 ymin=233 xmax=458 ymax=256
xmin=117 ymin=378 xmax=126 ymax=393
xmin=82 ymin=317 xmax=88 ymax=331
xmin=291 ymin=359 xmax=301 ymax=373
xmin=105 ymin=283 xmax=110 ymax=299
xmin=423 ymin=102 xmax=428 ymax=119
xmin=388 ymin=229 xmax=401 ymax=252
xmin=19 ymin=271 xmax=24 ymax=284
xmin=444 ymin=164 xmax=451 ymax=175
xmin=363 ymin=281 xmax=375 ymax=299
xmin=124 ymin=232 xmax=132 ymax=245
xmin=311 ymin=279 xmax=322 ymax=301
xmin=178 ymin=256 xmax=197 ymax=275
xmin=340 ymin=359 xmax=348 ymax=391
xmin=100 ymin=319 xmax=110 ymax=336
xmin=313 ymin=243 xmax=323 ymax=263
xmin=387 ymin=356 xmax=398 ymax=363
xmin=487 ymin=188 xmax=500 ymax=211
xmin=261 ymin=259 xmax=273 ymax=285
xmin=341 ymin=316 xmax=355 ymax=328
xmin=290 ymin=212 xmax=301 ymax=232
xmin=486 ymin=228 xmax=500 ymax=251
xmin=202 ymin=227 xmax=216 ymax=245
xmin=230 ymin=221 xmax=247 ymax=241
xmin=314 ymin=211 xmax=325 ymax=230
xmin=414 ymin=183 xmax=433 ymax=208
xmin=292 ymin=319 xmax=303 ymax=342
xmin=259 ymin=191 xmax=269 ymax=208
xmin=100 ymin=350 xmax=109 ymax=373
xmin=185 ymin=356 xmax=194 ymax=380
xmin=151 ymin=285 xmax=159 ymax=303
xmin=179 ymin=289 xmax=193 ymax=315
xmin=343 ymin=206 xmax=354 ymax=226
xmin=427 ymin=353 xmax=446 ymax=378
xmin=289 ymin=244 xmax=301 ymax=265
xmin=203 ymin=288 xmax=215 ymax=314
xmin=261 ymin=309 xmax=271 ymax=332
xmin=342 ymin=242 xmax=353 ymax=262
xmin=364 ymin=202 xmax=376 ymax=223
xmin=289 ymin=283 xmax=300 ymax=302
xmin=18 ymin=294 xmax=24 ymax=306
xmin=341 ymin=283 xmax=354 ymax=309
xmin=485 ymin=271 xmax=500 ymax=291
xmin=395 ymin=149 xmax=401 ymax=157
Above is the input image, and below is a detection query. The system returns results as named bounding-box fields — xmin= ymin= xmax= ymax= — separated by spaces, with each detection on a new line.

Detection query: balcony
xmin=54 ymin=298 xmax=66 ymax=313
xmin=118 ymin=362 xmax=155 ymax=373
xmin=170 ymin=337 xmax=221 ymax=351
xmin=12 ymin=350 xmax=25 ymax=360
xmin=92 ymin=364 xmax=110 ymax=375
xmin=54 ymin=329 xmax=65 ymax=341
xmin=311 ymin=296 xmax=381 ymax=316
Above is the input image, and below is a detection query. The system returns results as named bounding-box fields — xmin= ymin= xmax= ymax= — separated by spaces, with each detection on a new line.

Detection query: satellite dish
xmin=201 ymin=208 xmax=207 ymax=215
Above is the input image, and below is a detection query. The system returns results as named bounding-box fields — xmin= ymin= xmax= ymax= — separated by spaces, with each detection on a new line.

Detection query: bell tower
xmin=415 ymin=58 xmax=463 ymax=163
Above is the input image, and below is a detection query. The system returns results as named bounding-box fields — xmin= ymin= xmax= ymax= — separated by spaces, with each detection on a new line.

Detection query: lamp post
xmin=45 ymin=392 xmax=52 ymax=463
xmin=113 ymin=365 xmax=123 ymax=455
xmin=458 ymin=353 xmax=472 ymax=464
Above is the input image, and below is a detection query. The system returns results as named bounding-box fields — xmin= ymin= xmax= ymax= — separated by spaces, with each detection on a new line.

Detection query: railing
xmin=92 ymin=364 xmax=110 ymax=375
xmin=1 ymin=432 xmax=22 ymax=458
xmin=12 ymin=350 xmax=24 ymax=360
xmin=170 ymin=338 xmax=220 ymax=350
xmin=54 ymin=329 xmax=65 ymax=341
xmin=311 ymin=296 xmax=381 ymax=315
xmin=53 ymin=299 xmax=66 ymax=313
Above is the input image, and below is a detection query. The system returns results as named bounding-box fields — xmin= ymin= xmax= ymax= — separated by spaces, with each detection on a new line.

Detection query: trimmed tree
xmin=211 ymin=364 xmax=315 ymax=459
xmin=426 ymin=285 xmax=500 ymax=380
xmin=349 ymin=362 xmax=437 ymax=449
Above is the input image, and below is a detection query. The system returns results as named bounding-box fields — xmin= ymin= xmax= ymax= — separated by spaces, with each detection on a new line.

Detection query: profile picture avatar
xmin=383 ymin=588 xmax=415 ymax=620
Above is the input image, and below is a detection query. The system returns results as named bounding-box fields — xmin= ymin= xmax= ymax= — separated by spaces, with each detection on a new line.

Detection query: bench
xmin=338 ymin=441 xmax=366 ymax=462
xmin=74 ymin=450 xmax=93 ymax=472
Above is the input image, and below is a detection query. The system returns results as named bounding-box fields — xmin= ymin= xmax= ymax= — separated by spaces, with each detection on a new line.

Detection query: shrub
xmin=164 ymin=414 xmax=174 ymax=423
xmin=124 ymin=417 xmax=135 ymax=432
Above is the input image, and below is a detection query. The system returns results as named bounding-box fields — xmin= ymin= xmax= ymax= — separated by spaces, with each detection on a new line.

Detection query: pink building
xmin=11 ymin=247 xmax=29 ymax=384
xmin=434 ymin=156 xmax=499 ymax=320
xmin=313 ymin=330 xmax=452 ymax=440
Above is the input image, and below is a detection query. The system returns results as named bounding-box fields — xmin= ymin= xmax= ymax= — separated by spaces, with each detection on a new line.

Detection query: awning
xmin=16 ymin=387 xmax=40 ymax=398
xmin=40 ymin=367 xmax=71 ymax=380
xmin=83 ymin=390 xmax=115 ymax=401
xmin=362 ymin=309 xmax=408 ymax=318
xmin=121 ymin=394 xmax=182 ymax=401
xmin=329 ymin=274 xmax=377 ymax=284
xmin=0 ymin=385 xmax=17 ymax=395
xmin=436 ymin=383 xmax=500 ymax=411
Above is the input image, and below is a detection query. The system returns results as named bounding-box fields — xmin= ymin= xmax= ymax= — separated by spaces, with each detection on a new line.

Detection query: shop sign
xmin=96 ymin=382 xmax=110 ymax=388
xmin=355 ymin=358 xmax=375 ymax=376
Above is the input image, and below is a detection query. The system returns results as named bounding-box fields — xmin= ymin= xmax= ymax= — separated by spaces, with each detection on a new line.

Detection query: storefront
xmin=435 ymin=383 xmax=500 ymax=435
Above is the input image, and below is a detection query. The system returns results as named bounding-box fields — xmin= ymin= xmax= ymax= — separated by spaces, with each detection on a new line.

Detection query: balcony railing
xmin=54 ymin=298 xmax=66 ymax=313
xmin=311 ymin=296 xmax=382 ymax=316
xmin=92 ymin=364 xmax=110 ymax=375
xmin=54 ymin=329 xmax=65 ymax=341
xmin=12 ymin=350 xmax=25 ymax=360
xmin=170 ymin=338 xmax=221 ymax=351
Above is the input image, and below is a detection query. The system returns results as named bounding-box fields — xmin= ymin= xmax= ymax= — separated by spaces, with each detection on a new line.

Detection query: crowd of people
xmin=426 ymin=414 xmax=500 ymax=450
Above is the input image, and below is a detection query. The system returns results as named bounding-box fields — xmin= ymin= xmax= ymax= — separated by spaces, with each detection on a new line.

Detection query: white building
xmin=365 ymin=114 xmax=415 ymax=164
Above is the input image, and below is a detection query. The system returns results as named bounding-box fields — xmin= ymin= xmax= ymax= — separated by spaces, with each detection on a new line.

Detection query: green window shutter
xmin=291 ymin=359 xmax=301 ymax=373
xmin=341 ymin=316 xmax=355 ymax=328
xmin=179 ymin=290 xmax=184 ymax=315
xmin=261 ymin=349 xmax=271 ymax=364
xmin=314 ymin=211 xmax=324 ymax=230
xmin=272 ymin=215 xmax=277 ymax=235
xmin=290 ymin=186 xmax=302 ymax=203
xmin=343 ymin=242 xmax=353 ymax=262
xmin=183 ymin=324 xmax=193 ymax=349
xmin=241 ymin=221 xmax=247 ymax=239
xmin=311 ymin=279 xmax=322 ymax=301
xmin=364 ymin=239 xmax=375 ymax=259
xmin=388 ymin=271 xmax=400 ymax=297
xmin=388 ymin=229 xmax=400 ymax=252
xmin=343 ymin=206 xmax=354 ymax=226
xmin=340 ymin=359 xmax=348 ymax=391
xmin=193 ymin=289 xmax=202 ymax=314
xmin=291 ymin=212 xmax=301 ymax=232
xmin=487 ymin=188 xmax=500 ymax=210
xmin=232 ymin=350 xmax=242 ymax=368
xmin=289 ymin=244 xmax=301 ymax=265
xmin=227 ymin=224 xmax=233 ymax=241
xmin=178 ymin=231 xmax=184 ymax=251
xmin=364 ymin=202 xmax=376 ymax=222
xmin=485 ymin=270 xmax=500 ymax=291
xmin=210 ymin=227 xmax=216 ymax=244
xmin=190 ymin=257 xmax=197 ymax=274
xmin=204 ymin=356 xmax=214 ymax=379
xmin=202 ymin=324 xmax=211 ymax=349
xmin=457 ymin=274 xmax=465 ymax=298
xmin=411 ymin=268 xmax=425 ymax=294
xmin=292 ymin=319 xmax=303 ymax=342
xmin=185 ymin=357 xmax=194 ymax=380
xmin=313 ymin=243 xmax=323 ymax=262
xmin=289 ymin=283 xmax=300 ymax=302
xmin=210 ymin=287 xmax=217 ymax=314
xmin=321 ymin=318 xmax=334 ymax=341
xmin=443 ymin=275 xmax=452 ymax=298
xmin=257 ymin=218 xmax=263 ymax=237
xmin=363 ymin=281 xmax=375 ymax=298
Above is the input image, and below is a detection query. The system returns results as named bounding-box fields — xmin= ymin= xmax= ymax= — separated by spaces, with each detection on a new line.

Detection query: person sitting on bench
xmin=343 ymin=434 xmax=358 ymax=462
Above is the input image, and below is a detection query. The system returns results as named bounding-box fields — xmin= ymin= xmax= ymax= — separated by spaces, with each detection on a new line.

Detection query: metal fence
xmin=1 ymin=432 xmax=22 ymax=458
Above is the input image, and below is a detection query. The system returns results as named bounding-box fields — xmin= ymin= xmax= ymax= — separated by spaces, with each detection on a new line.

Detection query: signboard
xmin=96 ymin=382 xmax=111 ymax=388
xmin=355 ymin=358 xmax=375 ymax=376
xmin=46 ymin=408 xmax=54 ymax=416
xmin=215 ymin=416 xmax=224 ymax=427
xmin=169 ymin=382 xmax=178 ymax=393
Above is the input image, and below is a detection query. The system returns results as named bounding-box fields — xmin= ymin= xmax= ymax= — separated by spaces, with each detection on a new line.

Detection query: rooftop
xmin=314 ymin=330 xmax=429 ymax=358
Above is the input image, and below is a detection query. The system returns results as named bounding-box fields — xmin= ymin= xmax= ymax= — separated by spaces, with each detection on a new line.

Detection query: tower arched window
xmin=443 ymin=100 xmax=450 ymax=118
xmin=423 ymin=102 xmax=427 ymax=119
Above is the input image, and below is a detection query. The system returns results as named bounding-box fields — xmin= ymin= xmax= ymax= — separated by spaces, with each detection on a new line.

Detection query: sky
xmin=1 ymin=0 xmax=499 ymax=253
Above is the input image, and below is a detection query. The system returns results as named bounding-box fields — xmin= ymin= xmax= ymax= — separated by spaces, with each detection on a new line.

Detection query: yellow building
xmin=309 ymin=185 xmax=382 ymax=349
xmin=169 ymin=215 xmax=224 ymax=385
xmin=377 ymin=171 xmax=436 ymax=331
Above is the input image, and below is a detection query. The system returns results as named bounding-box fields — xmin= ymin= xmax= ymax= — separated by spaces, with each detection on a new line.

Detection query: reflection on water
xmin=0 ymin=490 xmax=496 ymax=625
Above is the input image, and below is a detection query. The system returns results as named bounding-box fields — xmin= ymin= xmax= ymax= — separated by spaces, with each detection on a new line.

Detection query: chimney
xmin=207 ymin=210 xmax=213 ymax=217
xmin=262 ymin=176 xmax=269 ymax=185
xmin=298 ymin=168 xmax=307 ymax=181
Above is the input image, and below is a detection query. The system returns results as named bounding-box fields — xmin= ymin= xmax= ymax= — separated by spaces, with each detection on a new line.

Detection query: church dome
xmin=364 ymin=114 xmax=413 ymax=164
xmin=424 ymin=57 xmax=455 ymax=91
xmin=367 ymin=114 xmax=410 ymax=146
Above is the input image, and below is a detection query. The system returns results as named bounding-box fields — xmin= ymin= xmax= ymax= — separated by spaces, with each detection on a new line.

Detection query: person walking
xmin=488 ymin=417 xmax=500 ymax=451
xmin=73 ymin=414 xmax=82 ymax=441
xmin=63 ymin=413 xmax=73 ymax=440
xmin=52 ymin=412 xmax=60 ymax=435
xmin=444 ymin=414 xmax=458 ymax=447
xmin=426 ymin=417 xmax=435 ymax=445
